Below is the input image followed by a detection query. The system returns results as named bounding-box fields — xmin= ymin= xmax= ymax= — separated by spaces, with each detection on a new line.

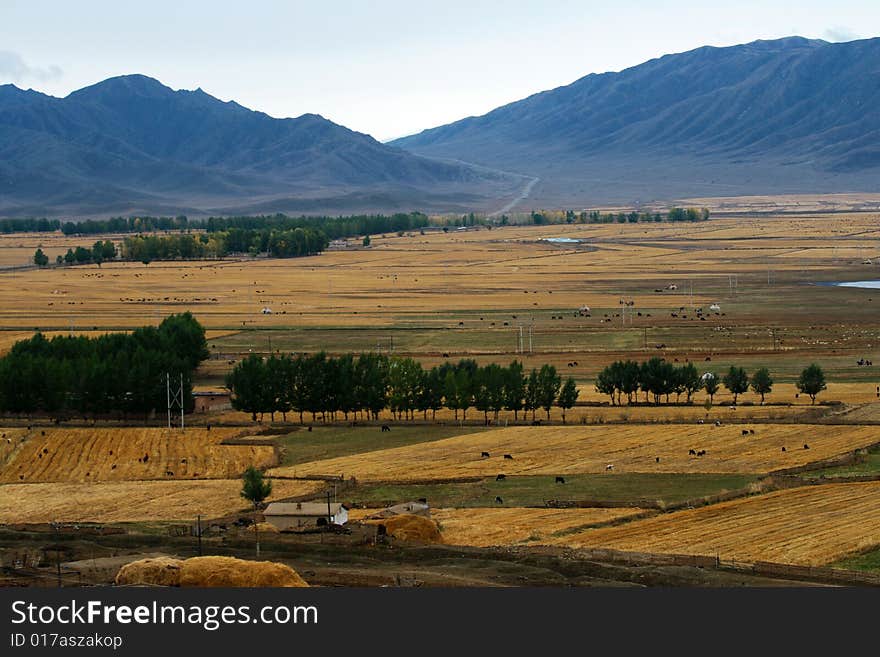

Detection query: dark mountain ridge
xmin=0 ymin=75 xmax=518 ymax=217
xmin=393 ymin=37 xmax=880 ymax=205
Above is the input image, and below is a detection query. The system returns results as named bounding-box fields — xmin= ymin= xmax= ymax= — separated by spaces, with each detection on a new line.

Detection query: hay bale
xmin=179 ymin=556 xmax=308 ymax=587
xmin=380 ymin=514 xmax=442 ymax=543
xmin=115 ymin=557 xmax=183 ymax=587
xmin=245 ymin=522 xmax=279 ymax=534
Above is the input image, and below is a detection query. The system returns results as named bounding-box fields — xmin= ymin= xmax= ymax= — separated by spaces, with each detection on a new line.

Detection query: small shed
xmin=264 ymin=502 xmax=349 ymax=531
xmin=192 ymin=391 xmax=232 ymax=413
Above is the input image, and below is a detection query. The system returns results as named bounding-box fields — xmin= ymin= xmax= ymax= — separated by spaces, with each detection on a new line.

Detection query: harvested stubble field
xmin=429 ymin=507 xmax=645 ymax=547
xmin=0 ymin=427 xmax=277 ymax=483
xmin=277 ymin=424 xmax=878 ymax=481
xmin=2 ymin=214 xmax=880 ymax=335
xmin=548 ymin=481 xmax=880 ymax=566
xmin=0 ymin=478 xmax=320 ymax=524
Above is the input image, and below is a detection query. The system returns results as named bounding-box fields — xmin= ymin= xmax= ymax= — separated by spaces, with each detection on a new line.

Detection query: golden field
xmin=276 ymin=424 xmax=877 ymax=481
xmin=0 ymin=427 xmax=277 ymax=483
xmin=429 ymin=507 xmax=644 ymax=547
xmin=0 ymin=478 xmax=320 ymax=523
xmin=549 ymin=481 xmax=880 ymax=566
xmin=0 ymin=214 xmax=879 ymax=333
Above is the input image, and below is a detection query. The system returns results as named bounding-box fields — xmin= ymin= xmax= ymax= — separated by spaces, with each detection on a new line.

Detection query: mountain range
xmin=393 ymin=36 xmax=880 ymax=207
xmin=1 ymin=36 xmax=879 ymax=217
xmin=0 ymin=75 xmax=520 ymax=217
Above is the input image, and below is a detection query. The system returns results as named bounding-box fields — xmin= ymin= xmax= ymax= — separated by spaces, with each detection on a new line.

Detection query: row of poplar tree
xmin=595 ymin=358 xmax=827 ymax=405
xmin=225 ymin=354 xmax=581 ymax=424
xmin=0 ymin=314 xmax=209 ymax=418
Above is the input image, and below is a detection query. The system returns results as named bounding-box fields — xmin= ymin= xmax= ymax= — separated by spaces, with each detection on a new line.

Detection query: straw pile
xmin=245 ymin=522 xmax=280 ymax=534
xmin=380 ymin=514 xmax=442 ymax=543
xmin=115 ymin=556 xmax=308 ymax=587
xmin=115 ymin=557 xmax=182 ymax=586
xmin=178 ymin=556 xmax=308 ymax=587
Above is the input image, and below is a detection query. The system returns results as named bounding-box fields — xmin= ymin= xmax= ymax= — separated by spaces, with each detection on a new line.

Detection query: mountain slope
xmin=393 ymin=37 xmax=880 ymax=205
xmin=0 ymin=75 xmax=519 ymax=217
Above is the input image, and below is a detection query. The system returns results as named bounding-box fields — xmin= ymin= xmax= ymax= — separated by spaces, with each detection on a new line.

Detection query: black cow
xmin=496 ymin=474 xmax=506 ymax=481
xmin=555 ymin=476 xmax=565 ymax=484
xmin=381 ymin=425 xmax=391 ymax=432
xmin=481 ymin=451 xmax=490 ymax=458
xmin=503 ymin=454 xmax=514 ymax=460
xmin=781 ymin=446 xmax=787 ymax=452
xmin=495 ymin=496 xmax=504 ymax=504
xmin=689 ymin=449 xmax=697 ymax=455
xmin=742 ymin=429 xmax=750 ymax=436
xmin=803 ymin=444 xmax=810 ymax=450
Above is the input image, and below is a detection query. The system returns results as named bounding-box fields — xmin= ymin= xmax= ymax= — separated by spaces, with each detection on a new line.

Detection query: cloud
xmin=822 ymin=26 xmax=860 ymax=43
xmin=0 ymin=51 xmax=63 ymax=84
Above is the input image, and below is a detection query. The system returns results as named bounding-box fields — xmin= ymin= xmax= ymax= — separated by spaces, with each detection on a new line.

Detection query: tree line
xmin=0 ymin=313 xmax=209 ymax=419
xmin=226 ymin=354 xmax=581 ymax=424
xmin=530 ymin=207 xmax=710 ymax=225
xmin=596 ymin=359 xmax=827 ymax=405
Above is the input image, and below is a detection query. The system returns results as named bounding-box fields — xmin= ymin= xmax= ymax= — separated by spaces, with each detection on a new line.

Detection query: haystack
xmin=380 ymin=514 xmax=442 ymax=543
xmin=178 ymin=556 xmax=308 ymax=587
xmin=114 ymin=557 xmax=183 ymax=587
xmin=245 ymin=522 xmax=280 ymax=534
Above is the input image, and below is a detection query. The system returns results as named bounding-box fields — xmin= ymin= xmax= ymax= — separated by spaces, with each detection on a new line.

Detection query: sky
xmin=1 ymin=1 xmax=877 ymax=141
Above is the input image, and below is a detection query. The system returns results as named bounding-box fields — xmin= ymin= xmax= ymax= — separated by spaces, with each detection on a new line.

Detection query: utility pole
xmin=326 ymin=491 xmax=333 ymax=527
xmin=529 ymin=325 xmax=533 ymax=354
xmin=196 ymin=515 xmax=203 ymax=557
xmin=167 ymin=373 xmax=184 ymax=431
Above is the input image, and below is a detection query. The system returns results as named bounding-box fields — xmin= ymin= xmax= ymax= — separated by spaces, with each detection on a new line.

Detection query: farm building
xmin=191 ymin=391 xmax=232 ymax=413
xmin=264 ymin=502 xmax=349 ymax=531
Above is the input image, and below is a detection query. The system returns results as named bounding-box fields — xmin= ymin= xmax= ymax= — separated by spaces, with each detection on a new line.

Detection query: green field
xmin=342 ymin=473 xmax=760 ymax=508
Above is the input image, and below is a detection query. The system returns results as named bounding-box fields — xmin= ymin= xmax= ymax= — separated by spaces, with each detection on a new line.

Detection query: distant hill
xmin=393 ymin=37 xmax=880 ymax=206
xmin=0 ymin=75 xmax=519 ymax=217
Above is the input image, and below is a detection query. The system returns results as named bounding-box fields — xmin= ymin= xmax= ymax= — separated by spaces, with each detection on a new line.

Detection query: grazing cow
xmin=495 ymin=496 xmax=504 ymax=504
xmin=697 ymin=419 xmax=705 ymax=424
xmin=749 ymin=429 xmax=755 ymax=435
xmin=803 ymin=444 xmax=810 ymax=450
xmin=481 ymin=451 xmax=490 ymax=458
xmin=503 ymin=454 xmax=514 ymax=460
xmin=698 ymin=450 xmax=706 ymax=456
xmin=381 ymin=425 xmax=391 ymax=432
xmin=307 ymin=426 xmax=312 ymax=432
xmin=442 ymin=353 xmax=449 ymax=358
xmin=181 ymin=458 xmax=188 ymax=464
xmin=655 ymin=457 xmax=660 ymax=463
xmin=605 ymin=464 xmax=614 ymax=471
xmin=143 ymin=453 xmax=149 ymax=463
xmin=496 ymin=474 xmax=506 ymax=481
xmin=689 ymin=449 xmax=697 ymax=455
xmin=781 ymin=446 xmax=786 ymax=452
xmin=165 ymin=470 xmax=174 ymax=476
xmin=742 ymin=429 xmax=750 ymax=436
xmin=206 ymin=424 xmax=211 ymax=432
xmin=714 ymin=420 xmax=722 ymax=427
xmin=531 ymin=419 xmax=542 ymax=426
xmin=555 ymin=476 xmax=565 ymax=484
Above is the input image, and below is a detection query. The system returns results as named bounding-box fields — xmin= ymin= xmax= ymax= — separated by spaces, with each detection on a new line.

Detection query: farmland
xmin=277 ymin=424 xmax=879 ymax=481
xmin=547 ymin=481 xmax=880 ymax=566
xmin=0 ymin=427 xmax=277 ymax=483
xmin=0 ymin=478 xmax=320 ymax=523
xmin=4 ymin=211 xmax=880 ymax=584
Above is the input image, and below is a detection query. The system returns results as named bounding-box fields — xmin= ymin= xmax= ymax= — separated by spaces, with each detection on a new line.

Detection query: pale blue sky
xmin=1 ymin=1 xmax=877 ymax=140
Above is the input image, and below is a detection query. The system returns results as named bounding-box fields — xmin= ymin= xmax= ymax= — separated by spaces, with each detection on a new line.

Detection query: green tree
xmin=240 ymin=466 xmax=272 ymax=558
xmin=362 ymin=235 xmax=371 ymax=247
xmin=33 ymin=248 xmax=49 ymax=267
xmin=537 ymin=364 xmax=562 ymax=420
xmin=723 ymin=366 xmax=749 ymax=404
xmin=595 ymin=364 xmax=618 ymax=405
xmin=797 ymin=364 xmax=827 ymax=404
xmin=750 ymin=367 xmax=773 ymax=403
xmin=226 ymin=354 xmax=268 ymax=421
xmin=677 ymin=363 xmax=701 ymax=403
xmin=557 ymin=377 xmax=579 ymax=424
xmin=503 ymin=360 xmax=526 ymax=420
xmin=702 ymin=372 xmax=720 ymax=404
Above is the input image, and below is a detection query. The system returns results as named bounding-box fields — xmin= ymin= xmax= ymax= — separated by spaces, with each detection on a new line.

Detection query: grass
xmin=804 ymin=446 xmax=880 ymax=479
xmin=833 ymin=548 xmax=880 ymax=572
xmin=343 ymin=473 xmax=759 ymax=508
xmin=275 ymin=424 xmax=489 ymax=467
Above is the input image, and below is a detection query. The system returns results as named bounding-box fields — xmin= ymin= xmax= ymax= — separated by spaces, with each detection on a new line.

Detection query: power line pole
xmin=167 ymin=372 xmax=184 ymax=431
